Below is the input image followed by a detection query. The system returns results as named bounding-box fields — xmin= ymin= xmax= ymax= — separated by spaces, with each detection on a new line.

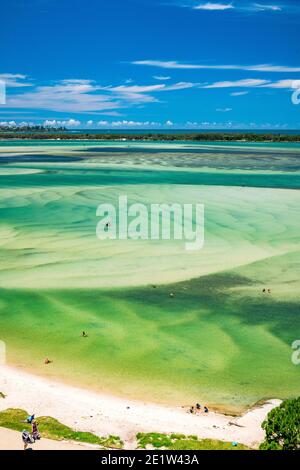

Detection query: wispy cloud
xmin=216 ymin=107 xmax=233 ymax=111
xmin=0 ymin=73 xmax=32 ymax=87
xmin=251 ymin=3 xmax=282 ymax=11
xmin=176 ymin=1 xmax=287 ymax=13
xmin=231 ymin=91 xmax=249 ymax=96
xmin=6 ymin=80 xmax=121 ymax=113
xmin=132 ymin=60 xmax=300 ymax=72
xmin=202 ymin=78 xmax=300 ymax=88
xmin=108 ymin=84 xmax=167 ymax=93
xmin=203 ymin=79 xmax=269 ymax=88
xmin=263 ymin=78 xmax=300 ymax=88
xmin=133 ymin=60 xmax=203 ymax=70
xmin=109 ymin=82 xmax=197 ymax=93
xmin=1 ymin=76 xmax=197 ymax=114
xmin=153 ymin=75 xmax=171 ymax=80
xmin=193 ymin=3 xmax=234 ymax=10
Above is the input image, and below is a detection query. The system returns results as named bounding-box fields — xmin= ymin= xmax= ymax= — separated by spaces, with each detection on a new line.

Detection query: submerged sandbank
xmin=0 ymin=144 xmax=299 ymax=415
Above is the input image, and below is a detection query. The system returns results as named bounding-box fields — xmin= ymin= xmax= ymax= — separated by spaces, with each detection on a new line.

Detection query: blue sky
xmin=0 ymin=0 xmax=300 ymax=129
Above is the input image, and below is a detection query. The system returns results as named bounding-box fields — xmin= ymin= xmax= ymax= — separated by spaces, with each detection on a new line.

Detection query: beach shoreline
xmin=0 ymin=365 xmax=281 ymax=449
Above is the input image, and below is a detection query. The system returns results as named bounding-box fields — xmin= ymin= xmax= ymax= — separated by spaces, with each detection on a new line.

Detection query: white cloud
xmin=252 ymin=3 xmax=282 ymax=11
xmin=261 ymin=79 xmax=300 ymax=88
xmin=1 ymin=119 xmax=294 ymax=130
xmin=164 ymin=82 xmax=196 ymax=90
xmin=61 ymin=79 xmax=95 ymax=85
xmin=133 ymin=60 xmax=204 ymax=69
xmin=132 ymin=60 xmax=300 ymax=73
xmin=0 ymin=120 xmax=35 ymax=128
xmin=7 ymin=80 xmax=120 ymax=113
xmin=0 ymin=121 xmax=17 ymax=127
xmin=153 ymin=76 xmax=171 ymax=80
xmin=181 ymin=120 xmax=290 ymax=129
xmin=109 ymin=82 xmax=196 ymax=93
xmin=203 ymin=78 xmax=300 ymax=89
xmin=216 ymin=107 xmax=232 ymax=112
xmin=0 ymin=74 xmax=32 ymax=88
xmin=110 ymin=120 xmax=161 ymax=127
xmin=97 ymin=120 xmax=109 ymax=126
xmin=43 ymin=119 xmax=81 ymax=127
xmin=231 ymin=91 xmax=249 ymax=96
xmin=102 ymin=81 xmax=196 ymax=107
xmin=177 ymin=1 xmax=285 ymax=13
xmin=1 ymin=74 xmax=198 ymax=115
xmin=246 ymin=64 xmax=300 ymax=72
xmin=194 ymin=3 xmax=234 ymax=10
xmin=110 ymin=84 xmax=166 ymax=93
xmin=203 ymin=79 xmax=269 ymax=88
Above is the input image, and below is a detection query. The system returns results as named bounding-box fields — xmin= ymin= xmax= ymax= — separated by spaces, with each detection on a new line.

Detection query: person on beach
xmin=44 ymin=358 xmax=52 ymax=365
xmin=31 ymin=419 xmax=41 ymax=441
xmin=28 ymin=414 xmax=35 ymax=423
xmin=196 ymin=403 xmax=201 ymax=412
xmin=22 ymin=430 xmax=34 ymax=450
xmin=22 ymin=414 xmax=35 ymax=424
xmin=204 ymin=406 xmax=209 ymax=413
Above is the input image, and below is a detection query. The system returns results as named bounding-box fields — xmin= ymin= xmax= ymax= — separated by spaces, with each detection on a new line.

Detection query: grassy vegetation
xmin=136 ymin=432 xmax=251 ymax=450
xmin=0 ymin=408 xmax=123 ymax=449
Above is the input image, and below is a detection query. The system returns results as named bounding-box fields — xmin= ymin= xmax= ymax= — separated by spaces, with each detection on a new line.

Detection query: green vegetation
xmin=136 ymin=432 xmax=251 ymax=450
xmin=0 ymin=132 xmax=300 ymax=142
xmin=260 ymin=398 xmax=300 ymax=450
xmin=0 ymin=408 xmax=123 ymax=449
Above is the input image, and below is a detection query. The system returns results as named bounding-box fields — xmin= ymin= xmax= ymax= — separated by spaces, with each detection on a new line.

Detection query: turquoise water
xmin=1 ymin=139 xmax=300 ymax=149
xmin=0 ymin=142 xmax=299 ymax=412
xmin=0 ymin=166 xmax=300 ymax=189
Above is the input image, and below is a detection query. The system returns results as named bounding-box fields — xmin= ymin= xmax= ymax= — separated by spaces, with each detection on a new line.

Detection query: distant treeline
xmin=0 ymin=131 xmax=300 ymax=142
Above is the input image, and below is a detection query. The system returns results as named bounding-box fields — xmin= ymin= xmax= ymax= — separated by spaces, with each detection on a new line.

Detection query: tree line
xmin=0 ymin=131 xmax=299 ymax=142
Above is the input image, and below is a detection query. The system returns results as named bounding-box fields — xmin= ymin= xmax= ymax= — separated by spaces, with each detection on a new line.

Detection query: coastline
xmin=0 ymin=365 xmax=281 ymax=449
xmin=0 ymin=131 xmax=300 ymax=144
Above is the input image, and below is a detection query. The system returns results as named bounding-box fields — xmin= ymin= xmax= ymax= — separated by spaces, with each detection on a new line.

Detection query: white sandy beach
xmin=0 ymin=365 xmax=280 ymax=450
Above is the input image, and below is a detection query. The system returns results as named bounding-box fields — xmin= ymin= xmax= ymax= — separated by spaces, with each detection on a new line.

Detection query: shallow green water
xmin=0 ymin=144 xmax=299 ymax=412
xmin=0 ymin=253 xmax=299 ymax=412
xmin=1 ymin=166 xmax=300 ymax=189
xmin=1 ymin=139 xmax=300 ymax=149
